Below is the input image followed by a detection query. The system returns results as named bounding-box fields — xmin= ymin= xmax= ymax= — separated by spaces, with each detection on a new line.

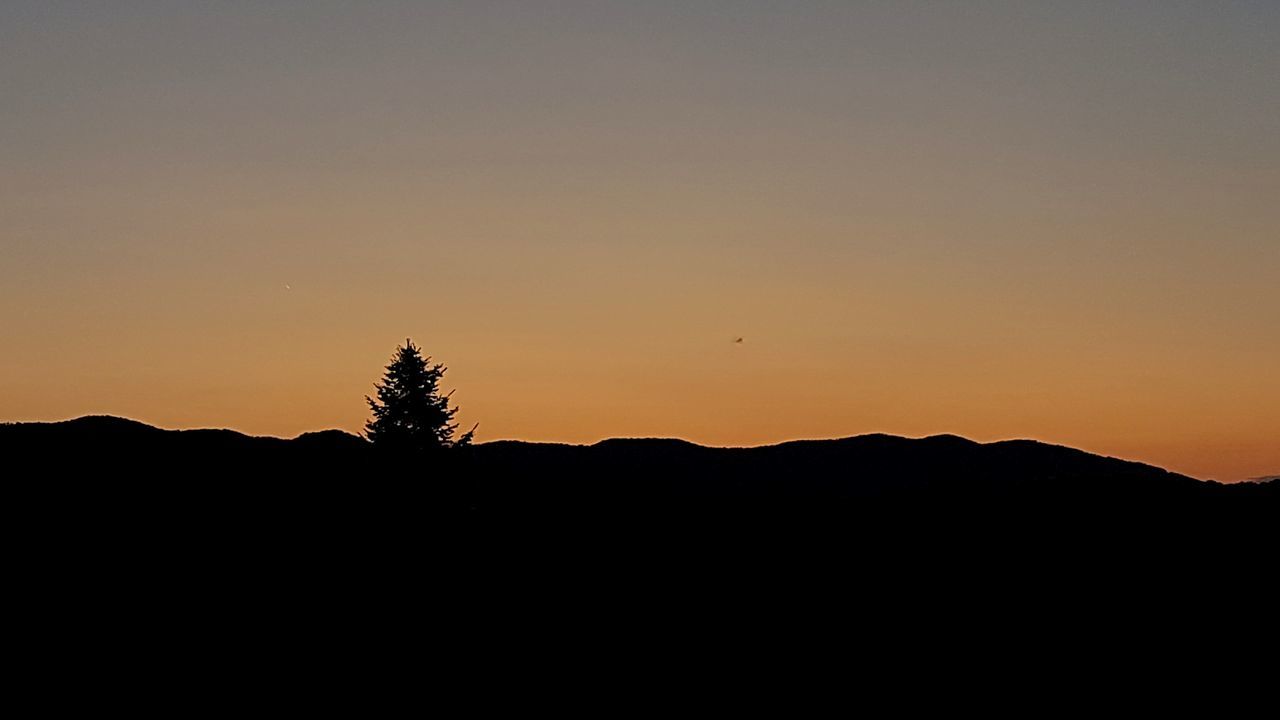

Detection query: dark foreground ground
xmin=5 ymin=416 xmax=1275 ymax=694
xmin=9 ymin=416 xmax=1273 ymax=610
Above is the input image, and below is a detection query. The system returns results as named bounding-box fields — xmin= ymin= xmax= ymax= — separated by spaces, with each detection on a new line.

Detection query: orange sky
xmin=2 ymin=3 xmax=1277 ymax=481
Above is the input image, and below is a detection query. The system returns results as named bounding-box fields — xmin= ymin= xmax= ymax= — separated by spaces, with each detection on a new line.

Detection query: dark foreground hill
xmin=5 ymin=416 xmax=1274 ymax=632
xmin=3 ymin=416 xmax=1272 ymax=513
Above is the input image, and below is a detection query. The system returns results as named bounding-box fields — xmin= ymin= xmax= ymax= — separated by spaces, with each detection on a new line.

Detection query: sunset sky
xmin=2 ymin=2 xmax=1276 ymax=481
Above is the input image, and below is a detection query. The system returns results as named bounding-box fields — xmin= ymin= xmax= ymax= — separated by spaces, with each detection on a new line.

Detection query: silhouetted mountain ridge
xmin=4 ymin=417 xmax=1273 ymax=511
xmin=4 ymin=416 xmax=363 ymax=448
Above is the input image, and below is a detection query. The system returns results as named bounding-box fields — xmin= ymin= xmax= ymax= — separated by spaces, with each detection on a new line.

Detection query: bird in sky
xmin=734 ymin=337 xmax=743 ymax=344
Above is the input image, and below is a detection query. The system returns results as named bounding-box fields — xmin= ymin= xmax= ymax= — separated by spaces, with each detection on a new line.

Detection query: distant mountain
xmin=468 ymin=433 xmax=1276 ymax=509
xmin=7 ymin=416 xmax=375 ymax=458
xmin=6 ymin=413 xmax=1276 ymax=589
xmin=3 ymin=416 xmax=1272 ymax=511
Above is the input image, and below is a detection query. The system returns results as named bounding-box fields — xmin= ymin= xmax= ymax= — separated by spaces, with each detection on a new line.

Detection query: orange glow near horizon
xmin=2 ymin=4 xmax=1277 ymax=482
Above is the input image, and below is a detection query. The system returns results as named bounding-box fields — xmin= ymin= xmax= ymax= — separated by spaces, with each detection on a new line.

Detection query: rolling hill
xmin=3 ymin=416 xmax=1271 ymax=510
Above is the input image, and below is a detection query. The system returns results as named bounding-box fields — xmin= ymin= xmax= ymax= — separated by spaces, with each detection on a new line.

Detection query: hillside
xmin=3 ymin=416 xmax=1272 ymax=510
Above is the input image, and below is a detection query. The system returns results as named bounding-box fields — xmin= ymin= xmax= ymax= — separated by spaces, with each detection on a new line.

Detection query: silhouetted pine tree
xmin=365 ymin=339 xmax=475 ymax=452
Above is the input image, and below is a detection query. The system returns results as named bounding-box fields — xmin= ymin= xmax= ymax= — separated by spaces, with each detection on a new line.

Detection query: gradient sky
xmin=2 ymin=1 xmax=1277 ymax=481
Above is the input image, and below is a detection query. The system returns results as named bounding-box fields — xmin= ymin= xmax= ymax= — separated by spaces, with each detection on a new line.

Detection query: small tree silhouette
xmin=365 ymin=339 xmax=475 ymax=451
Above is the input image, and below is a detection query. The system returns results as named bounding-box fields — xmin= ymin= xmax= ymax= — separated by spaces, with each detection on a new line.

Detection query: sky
xmin=1 ymin=1 xmax=1277 ymax=481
